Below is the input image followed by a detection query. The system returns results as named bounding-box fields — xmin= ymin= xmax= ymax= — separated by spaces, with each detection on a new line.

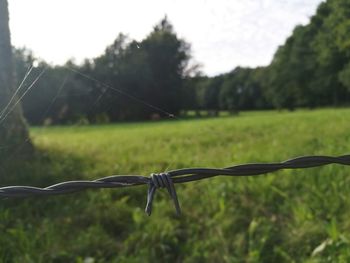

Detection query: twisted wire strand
xmin=1 ymin=155 xmax=350 ymax=215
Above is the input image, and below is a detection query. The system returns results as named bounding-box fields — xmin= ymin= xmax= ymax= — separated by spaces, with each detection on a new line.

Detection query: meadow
xmin=1 ymin=108 xmax=350 ymax=262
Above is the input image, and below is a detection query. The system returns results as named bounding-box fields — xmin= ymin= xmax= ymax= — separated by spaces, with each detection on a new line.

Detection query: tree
xmin=141 ymin=16 xmax=191 ymax=117
xmin=92 ymin=34 xmax=153 ymax=121
xmin=219 ymin=67 xmax=267 ymax=113
xmin=263 ymin=0 xmax=350 ymax=109
xmin=0 ymin=0 xmax=31 ymax=156
xmin=89 ymin=17 xmax=191 ymax=121
xmin=194 ymin=76 xmax=222 ymax=116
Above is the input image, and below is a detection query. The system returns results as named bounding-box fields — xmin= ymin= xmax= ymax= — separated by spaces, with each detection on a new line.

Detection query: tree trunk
xmin=0 ymin=0 xmax=32 ymax=157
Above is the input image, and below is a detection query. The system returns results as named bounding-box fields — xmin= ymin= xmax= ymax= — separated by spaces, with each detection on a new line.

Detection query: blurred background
xmin=1 ymin=0 xmax=350 ymax=262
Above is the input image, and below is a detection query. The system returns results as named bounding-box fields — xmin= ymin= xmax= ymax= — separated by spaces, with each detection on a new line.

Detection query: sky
xmin=8 ymin=0 xmax=323 ymax=76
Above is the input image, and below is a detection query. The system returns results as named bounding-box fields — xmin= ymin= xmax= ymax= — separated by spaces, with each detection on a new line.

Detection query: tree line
xmin=15 ymin=17 xmax=191 ymax=124
xmin=185 ymin=0 xmax=350 ymax=113
xmin=14 ymin=0 xmax=350 ymax=125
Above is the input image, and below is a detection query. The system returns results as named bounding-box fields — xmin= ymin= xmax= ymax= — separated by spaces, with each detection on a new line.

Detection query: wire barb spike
xmin=145 ymin=173 xmax=181 ymax=216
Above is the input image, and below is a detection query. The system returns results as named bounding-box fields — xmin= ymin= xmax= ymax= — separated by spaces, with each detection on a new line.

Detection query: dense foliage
xmin=192 ymin=0 xmax=350 ymax=112
xmin=264 ymin=0 xmax=350 ymax=109
xmin=15 ymin=17 xmax=191 ymax=124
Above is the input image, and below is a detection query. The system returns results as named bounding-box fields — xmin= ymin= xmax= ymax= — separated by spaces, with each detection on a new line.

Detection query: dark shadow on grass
xmin=0 ymin=148 xmax=142 ymax=262
xmin=0 ymin=147 xmax=91 ymax=187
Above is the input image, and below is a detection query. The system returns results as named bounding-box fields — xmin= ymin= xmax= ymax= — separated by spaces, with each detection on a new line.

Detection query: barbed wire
xmin=1 ymin=154 xmax=350 ymax=216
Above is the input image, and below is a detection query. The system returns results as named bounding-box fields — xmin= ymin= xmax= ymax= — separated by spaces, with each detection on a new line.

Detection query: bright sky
xmin=8 ymin=0 xmax=323 ymax=76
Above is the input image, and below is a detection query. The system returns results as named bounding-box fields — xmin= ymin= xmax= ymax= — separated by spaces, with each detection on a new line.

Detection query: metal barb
xmin=145 ymin=173 xmax=181 ymax=216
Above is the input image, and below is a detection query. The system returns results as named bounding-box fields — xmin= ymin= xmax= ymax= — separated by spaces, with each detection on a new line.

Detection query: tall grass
xmin=1 ymin=108 xmax=350 ymax=262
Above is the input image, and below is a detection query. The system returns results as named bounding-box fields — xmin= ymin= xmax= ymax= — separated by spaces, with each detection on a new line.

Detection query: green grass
xmin=1 ymin=108 xmax=350 ymax=262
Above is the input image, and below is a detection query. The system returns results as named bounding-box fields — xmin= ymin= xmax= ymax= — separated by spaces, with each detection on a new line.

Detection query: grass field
xmin=1 ymin=108 xmax=350 ymax=262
